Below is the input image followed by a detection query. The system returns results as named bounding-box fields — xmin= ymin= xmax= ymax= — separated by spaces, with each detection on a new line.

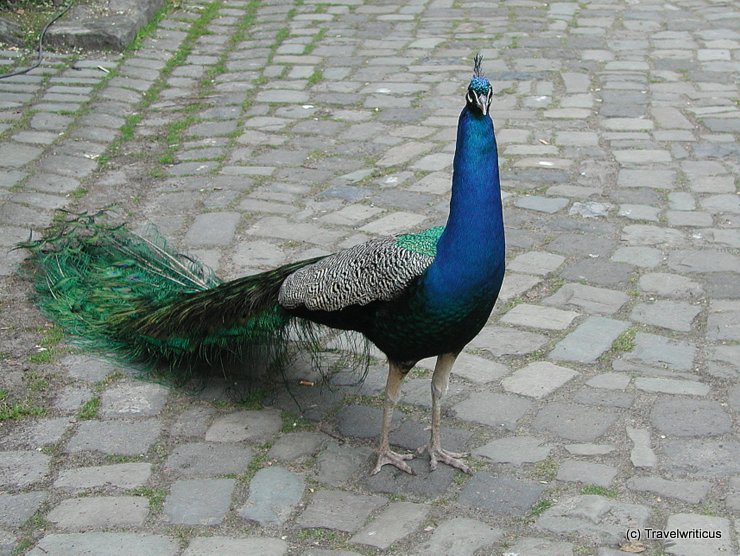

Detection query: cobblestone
xmin=1 ymin=1 xmax=738 ymax=553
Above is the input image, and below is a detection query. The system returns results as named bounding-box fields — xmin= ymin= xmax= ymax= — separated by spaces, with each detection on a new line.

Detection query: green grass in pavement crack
xmin=99 ymin=0 xmax=224 ymax=168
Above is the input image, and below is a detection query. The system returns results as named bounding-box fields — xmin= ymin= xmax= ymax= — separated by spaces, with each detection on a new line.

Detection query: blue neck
xmin=423 ymin=106 xmax=505 ymax=299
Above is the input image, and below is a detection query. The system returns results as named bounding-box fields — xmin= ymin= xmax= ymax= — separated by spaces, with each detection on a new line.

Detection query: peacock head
xmin=466 ymin=54 xmax=493 ymax=116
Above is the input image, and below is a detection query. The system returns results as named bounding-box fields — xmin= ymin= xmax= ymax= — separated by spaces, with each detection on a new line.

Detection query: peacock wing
xmin=278 ymin=227 xmax=444 ymax=312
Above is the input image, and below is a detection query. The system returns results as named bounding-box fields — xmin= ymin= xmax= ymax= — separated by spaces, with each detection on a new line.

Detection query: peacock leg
xmin=419 ymin=353 xmax=472 ymax=473
xmin=371 ymin=360 xmax=415 ymax=475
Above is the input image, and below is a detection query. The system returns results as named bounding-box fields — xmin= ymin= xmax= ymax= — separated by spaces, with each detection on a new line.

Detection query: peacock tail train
xmin=19 ymin=210 xmax=366 ymax=387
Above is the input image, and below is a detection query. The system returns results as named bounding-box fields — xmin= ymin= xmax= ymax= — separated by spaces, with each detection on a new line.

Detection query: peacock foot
xmin=371 ymin=448 xmax=416 ymax=475
xmin=418 ymin=445 xmax=472 ymax=473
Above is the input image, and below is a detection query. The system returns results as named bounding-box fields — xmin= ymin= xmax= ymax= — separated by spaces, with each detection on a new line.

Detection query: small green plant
xmin=307 ymin=69 xmax=323 ymax=87
xmin=0 ymin=400 xmax=47 ymax=421
xmin=281 ymin=411 xmax=314 ymax=432
xmin=533 ymin=457 xmax=559 ymax=481
xmin=529 ymin=498 xmax=554 ymax=517
xmin=77 ymin=397 xmax=100 ymax=420
xmin=611 ymin=327 xmax=638 ymax=354
xmin=297 ymin=528 xmax=340 ymax=543
xmin=130 ymin=486 xmax=167 ymax=512
xmin=580 ymin=484 xmax=618 ymax=498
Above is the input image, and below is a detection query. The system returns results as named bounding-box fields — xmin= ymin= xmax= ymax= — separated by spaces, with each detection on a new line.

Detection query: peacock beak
xmin=475 ymin=93 xmax=489 ymax=116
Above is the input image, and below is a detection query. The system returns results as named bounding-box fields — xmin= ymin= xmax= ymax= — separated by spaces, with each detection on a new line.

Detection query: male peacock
xmin=22 ymin=55 xmax=505 ymax=475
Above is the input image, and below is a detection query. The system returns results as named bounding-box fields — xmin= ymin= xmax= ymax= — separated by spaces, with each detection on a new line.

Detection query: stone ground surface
xmin=0 ymin=0 xmax=738 ymax=555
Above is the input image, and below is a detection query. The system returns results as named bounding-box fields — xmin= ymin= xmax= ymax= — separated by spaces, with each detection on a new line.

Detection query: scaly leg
xmin=418 ymin=353 xmax=471 ymax=473
xmin=371 ymin=360 xmax=415 ymax=475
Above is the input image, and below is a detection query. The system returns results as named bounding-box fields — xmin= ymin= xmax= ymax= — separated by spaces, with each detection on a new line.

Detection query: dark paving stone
xmin=239 ymin=466 xmax=304 ymax=526
xmin=661 ymin=439 xmax=740 ymax=478
xmin=0 ymin=492 xmax=47 ymax=527
xmin=413 ymin=517 xmax=502 ymax=556
xmin=389 ymin=420 xmax=471 ymax=453
xmin=651 ymin=399 xmax=732 ymax=437
xmin=573 ymin=387 xmax=634 ymax=408
xmin=297 ymin=490 xmax=386 ymax=533
xmin=336 ymin=405 xmax=401 ymax=439
xmin=365 ymin=457 xmax=457 ymax=499
xmin=163 ymin=479 xmax=235 ymax=526
xmin=66 ymin=420 xmax=161 ymax=456
xmin=163 ymin=442 xmax=253 ymax=478
xmin=533 ymin=402 xmax=618 ymax=442
xmin=459 ymin=473 xmax=545 ymax=516
xmin=561 ymin=259 xmax=634 ymax=287
xmin=452 ymin=392 xmax=532 ymax=431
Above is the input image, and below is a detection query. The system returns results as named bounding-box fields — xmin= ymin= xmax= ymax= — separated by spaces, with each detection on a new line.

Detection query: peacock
xmin=21 ymin=55 xmax=505 ymax=475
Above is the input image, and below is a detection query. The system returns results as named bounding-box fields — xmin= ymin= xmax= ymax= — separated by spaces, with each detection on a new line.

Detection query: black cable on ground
xmin=0 ymin=2 xmax=72 ymax=80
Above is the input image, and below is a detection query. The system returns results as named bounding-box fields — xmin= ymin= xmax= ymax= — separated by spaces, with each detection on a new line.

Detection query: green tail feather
xmin=19 ymin=210 xmax=350 ymax=386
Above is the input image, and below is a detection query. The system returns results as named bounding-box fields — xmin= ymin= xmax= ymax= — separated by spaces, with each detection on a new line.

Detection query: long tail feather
xmin=19 ymin=210 xmax=335 ymax=385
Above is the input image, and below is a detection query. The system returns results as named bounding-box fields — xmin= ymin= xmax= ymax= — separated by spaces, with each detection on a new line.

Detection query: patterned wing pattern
xmin=278 ymin=234 xmax=438 ymax=312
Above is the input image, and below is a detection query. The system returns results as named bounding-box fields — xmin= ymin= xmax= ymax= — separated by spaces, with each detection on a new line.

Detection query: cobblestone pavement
xmin=1 ymin=0 xmax=738 ymax=555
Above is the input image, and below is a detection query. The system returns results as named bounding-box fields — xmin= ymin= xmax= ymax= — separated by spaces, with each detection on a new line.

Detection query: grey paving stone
xmin=365 ymin=456 xmax=457 ymax=498
xmin=627 ymin=476 xmax=710 ymax=504
xmin=536 ymin=495 xmax=650 ymax=544
xmin=586 ymin=373 xmax=630 ymax=390
xmin=611 ymin=246 xmax=664 ymax=268
xmin=565 ymin=444 xmax=616 ymax=456
xmin=204 ymin=409 xmax=281 ymax=443
xmin=28 ymin=533 xmax=178 ymax=556
xmin=389 ymin=420 xmax=471 ymax=454
xmin=239 ymin=466 xmax=304 ymax=526
xmin=351 ymin=501 xmax=429 ymax=549
xmin=502 ymin=362 xmax=579 ymax=399
xmin=417 ymin=352 xmax=510 ymax=384
xmin=297 ymin=490 xmax=386 ymax=533
xmin=543 ymin=283 xmax=629 ymax=315
xmin=630 ymin=300 xmax=701 ymax=332
xmin=164 ymin=479 xmax=235 ymax=526
xmin=664 ymin=513 xmax=732 ymax=556
xmin=662 ymin=439 xmax=740 ymax=478
xmin=336 ymin=404 xmax=401 ymax=439
xmin=668 ymin=249 xmax=740 ymax=273
xmin=0 ymin=451 xmax=51 ymax=487
xmin=170 ymin=406 xmax=216 ymax=437
xmin=533 ymin=402 xmax=618 ymax=442
xmin=453 ymin=392 xmax=532 ymax=430
xmin=573 ymin=387 xmax=634 ymax=409
xmin=651 ymin=399 xmax=731 ymax=437
xmin=470 ymin=326 xmax=549 ymax=356
xmin=47 ymin=496 xmax=149 ymax=529
xmin=505 ymin=537 xmax=575 ymax=556
xmin=100 ymin=382 xmax=169 ymax=417
xmin=184 ymin=212 xmax=241 ymax=246
xmin=548 ymin=234 xmax=616 ymax=258
xmin=622 ymin=224 xmax=685 ymax=248
xmin=412 ymin=517 xmax=502 ymax=556
xmin=54 ymin=463 xmax=152 ymax=490
xmin=570 ymin=201 xmax=611 ymax=219
xmin=626 ymin=427 xmax=657 ymax=469
xmin=707 ymin=300 xmax=740 ymax=341
xmin=473 ymin=436 xmax=551 ymax=465
xmin=163 ymin=442 xmax=252 ymax=478
xmin=501 ymin=303 xmax=579 ymax=331
xmin=0 ymin=530 xmax=14 ymax=556
xmin=459 ymin=473 xmax=545 ymax=516
xmin=268 ymin=431 xmax=327 ymax=461
xmin=561 ymin=259 xmax=634 ymax=287
xmin=616 ymin=332 xmax=696 ymax=373
xmin=61 ymin=354 xmax=119 ymax=382
xmin=66 ymin=419 xmax=161 ymax=455
xmin=706 ymin=344 xmax=740 ymax=379
xmin=183 ymin=536 xmax=288 ymax=556
xmin=551 ymin=316 xmax=629 ymax=364
xmin=54 ymin=385 xmax=93 ymax=413
xmin=508 ymin=251 xmax=565 ymax=275
xmin=316 ymin=442 xmax=373 ymax=487
xmin=638 ymin=272 xmax=702 ymax=297
xmin=1 ymin=417 xmax=72 ymax=448
xmin=634 ymin=377 xmax=709 ymax=396
xmin=0 ymin=142 xmax=43 ymax=167
xmin=557 ymin=460 xmax=618 ymax=487
xmin=0 ymin=492 xmax=47 ymax=527
xmin=401 ymin=377 xmax=466 ymax=408
xmin=515 ymin=195 xmax=569 ymax=213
